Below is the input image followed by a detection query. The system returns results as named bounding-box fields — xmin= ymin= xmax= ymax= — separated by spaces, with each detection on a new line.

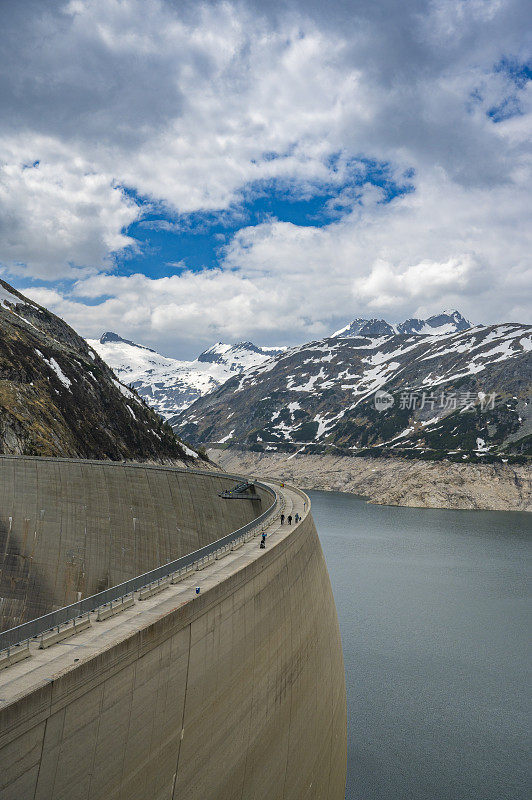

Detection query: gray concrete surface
xmin=0 ymin=459 xmax=346 ymax=799
xmin=0 ymin=457 xmax=266 ymax=629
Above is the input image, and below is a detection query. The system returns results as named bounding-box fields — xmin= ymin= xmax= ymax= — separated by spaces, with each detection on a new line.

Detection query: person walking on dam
xmin=260 ymin=532 xmax=266 ymax=549
xmin=287 ymin=514 xmax=292 ymax=525
xmin=280 ymin=513 xmax=285 ymax=524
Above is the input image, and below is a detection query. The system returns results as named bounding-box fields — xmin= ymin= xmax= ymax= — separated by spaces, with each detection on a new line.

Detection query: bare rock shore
xmin=210 ymin=449 xmax=532 ymax=512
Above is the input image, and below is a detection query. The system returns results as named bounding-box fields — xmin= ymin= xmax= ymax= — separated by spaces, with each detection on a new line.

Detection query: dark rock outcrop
xmin=0 ymin=279 xmax=193 ymax=462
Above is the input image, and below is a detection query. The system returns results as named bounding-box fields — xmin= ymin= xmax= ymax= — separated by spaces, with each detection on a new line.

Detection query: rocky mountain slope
xmin=88 ymin=311 xmax=470 ymax=422
xmin=212 ymin=449 xmax=532 ymax=511
xmin=0 ymin=280 xmax=197 ymax=462
xmin=87 ymin=332 xmax=284 ymax=418
xmin=176 ymin=322 xmax=532 ymax=462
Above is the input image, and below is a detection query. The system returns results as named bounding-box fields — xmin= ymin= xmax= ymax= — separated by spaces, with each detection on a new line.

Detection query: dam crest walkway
xmin=0 ymin=480 xmax=307 ymax=706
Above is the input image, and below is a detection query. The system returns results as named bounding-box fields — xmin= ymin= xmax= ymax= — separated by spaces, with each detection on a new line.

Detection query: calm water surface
xmin=308 ymin=490 xmax=531 ymax=800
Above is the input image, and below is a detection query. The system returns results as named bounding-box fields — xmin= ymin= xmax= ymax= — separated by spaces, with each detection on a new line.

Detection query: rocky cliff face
xmin=212 ymin=449 xmax=532 ymax=512
xmin=0 ymin=280 xmax=196 ymax=462
xmin=177 ymin=323 xmax=531 ymax=462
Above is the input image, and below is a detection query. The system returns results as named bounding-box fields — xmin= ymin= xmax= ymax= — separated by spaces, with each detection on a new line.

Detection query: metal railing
xmin=0 ymin=476 xmax=278 ymax=655
xmin=266 ymin=479 xmax=311 ymax=512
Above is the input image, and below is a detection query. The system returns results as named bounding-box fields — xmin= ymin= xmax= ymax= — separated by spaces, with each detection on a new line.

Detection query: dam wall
xmin=0 ymin=457 xmax=267 ymax=629
xmin=0 ymin=459 xmax=347 ymax=800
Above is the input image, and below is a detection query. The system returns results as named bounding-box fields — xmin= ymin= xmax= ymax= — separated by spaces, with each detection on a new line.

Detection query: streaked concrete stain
xmin=0 ymin=457 xmax=266 ymax=629
xmin=0 ymin=458 xmax=346 ymax=799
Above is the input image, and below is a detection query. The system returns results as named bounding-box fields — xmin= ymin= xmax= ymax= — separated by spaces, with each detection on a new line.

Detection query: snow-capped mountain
xmin=332 ymin=318 xmax=396 ymax=338
xmin=197 ymin=341 xmax=283 ymax=365
xmin=332 ymin=310 xmax=472 ymax=338
xmin=175 ymin=322 xmax=532 ymax=462
xmin=398 ymin=310 xmax=472 ymax=335
xmin=88 ymin=312 xmax=471 ymax=421
xmin=87 ymin=333 xmax=285 ymax=419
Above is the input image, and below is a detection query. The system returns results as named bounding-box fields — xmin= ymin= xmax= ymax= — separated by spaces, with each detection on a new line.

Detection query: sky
xmin=0 ymin=0 xmax=531 ymax=358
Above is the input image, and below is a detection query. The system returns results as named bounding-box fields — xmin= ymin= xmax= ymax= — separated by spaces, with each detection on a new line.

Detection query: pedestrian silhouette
xmin=287 ymin=515 xmax=292 ymax=525
xmin=280 ymin=514 xmax=285 ymax=524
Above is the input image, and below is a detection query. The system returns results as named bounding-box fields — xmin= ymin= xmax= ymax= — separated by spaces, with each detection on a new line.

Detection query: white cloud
xmin=0 ymin=0 xmax=365 ymax=275
xmin=0 ymin=137 xmax=139 ymax=279
xmin=0 ymin=0 xmax=530 ymax=349
xmin=354 ymin=256 xmax=482 ymax=308
xmin=24 ymin=162 xmax=531 ymax=356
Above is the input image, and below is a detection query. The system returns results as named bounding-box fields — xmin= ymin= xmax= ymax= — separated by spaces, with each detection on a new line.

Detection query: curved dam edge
xmin=0 ymin=456 xmax=271 ymax=629
xmin=0 ymin=469 xmax=347 ymax=800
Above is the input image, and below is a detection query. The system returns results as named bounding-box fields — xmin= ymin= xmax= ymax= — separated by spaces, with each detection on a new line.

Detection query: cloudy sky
xmin=1 ymin=0 xmax=530 ymax=357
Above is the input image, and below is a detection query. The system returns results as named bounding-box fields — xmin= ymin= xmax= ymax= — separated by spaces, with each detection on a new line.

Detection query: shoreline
xmin=209 ymin=449 xmax=532 ymax=513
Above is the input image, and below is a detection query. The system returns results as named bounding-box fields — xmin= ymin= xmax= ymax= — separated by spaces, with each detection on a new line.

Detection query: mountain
xmin=99 ymin=331 xmax=157 ymax=351
xmin=175 ymin=323 xmax=532 ymax=463
xmin=197 ymin=341 xmax=282 ymax=365
xmin=332 ymin=318 xmax=396 ymax=338
xmin=89 ymin=312 xmax=470 ymax=421
xmin=0 ymin=280 xmax=197 ymax=462
xmin=398 ymin=310 xmax=472 ymax=335
xmin=332 ymin=310 xmax=472 ymax=338
xmin=87 ymin=333 xmax=285 ymax=419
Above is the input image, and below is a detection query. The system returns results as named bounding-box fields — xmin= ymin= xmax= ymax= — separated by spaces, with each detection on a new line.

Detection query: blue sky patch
xmin=486 ymin=56 xmax=531 ymax=122
xmin=494 ymin=57 xmax=532 ymax=88
xmin=109 ymin=158 xmax=414 ymax=279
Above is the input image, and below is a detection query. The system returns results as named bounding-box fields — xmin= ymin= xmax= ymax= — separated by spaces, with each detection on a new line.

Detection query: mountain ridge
xmin=0 ymin=279 xmax=196 ymax=462
xmin=175 ymin=321 xmax=531 ymax=463
xmin=99 ymin=331 xmax=157 ymax=353
xmin=88 ymin=310 xmax=472 ymax=421
xmin=87 ymin=334 xmax=286 ymax=419
xmin=332 ymin=310 xmax=472 ymax=338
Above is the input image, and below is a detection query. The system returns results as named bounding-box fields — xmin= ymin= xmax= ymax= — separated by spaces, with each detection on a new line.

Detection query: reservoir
xmin=309 ymin=490 xmax=531 ymax=800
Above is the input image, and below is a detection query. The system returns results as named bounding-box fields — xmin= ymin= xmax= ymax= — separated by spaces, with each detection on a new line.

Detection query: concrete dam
xmin=0 ymin=456 xmax=347 ymax=800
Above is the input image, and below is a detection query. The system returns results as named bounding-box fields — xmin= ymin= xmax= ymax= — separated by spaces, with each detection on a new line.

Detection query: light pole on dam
xmin=0 ymin=456 xmax=347 ymax=800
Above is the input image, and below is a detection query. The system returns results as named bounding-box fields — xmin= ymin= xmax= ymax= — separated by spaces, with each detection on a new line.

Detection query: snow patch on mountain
xmin=175 ymin=321 xmax=532 ymax=461
xmin=45 ymin=357 xmax=72 ymax=389
xmin=112 ymin=378 xmax=141 ymax=404
xmin=88 ymin=332 xmax=285 ymax=419
xmin=0 ymin=285 xmax=27 ymax=308
xmin=333 ymin=310 xmax=472 ymax=339
xmin=35 ymin=348 xmax=72 ymax=389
